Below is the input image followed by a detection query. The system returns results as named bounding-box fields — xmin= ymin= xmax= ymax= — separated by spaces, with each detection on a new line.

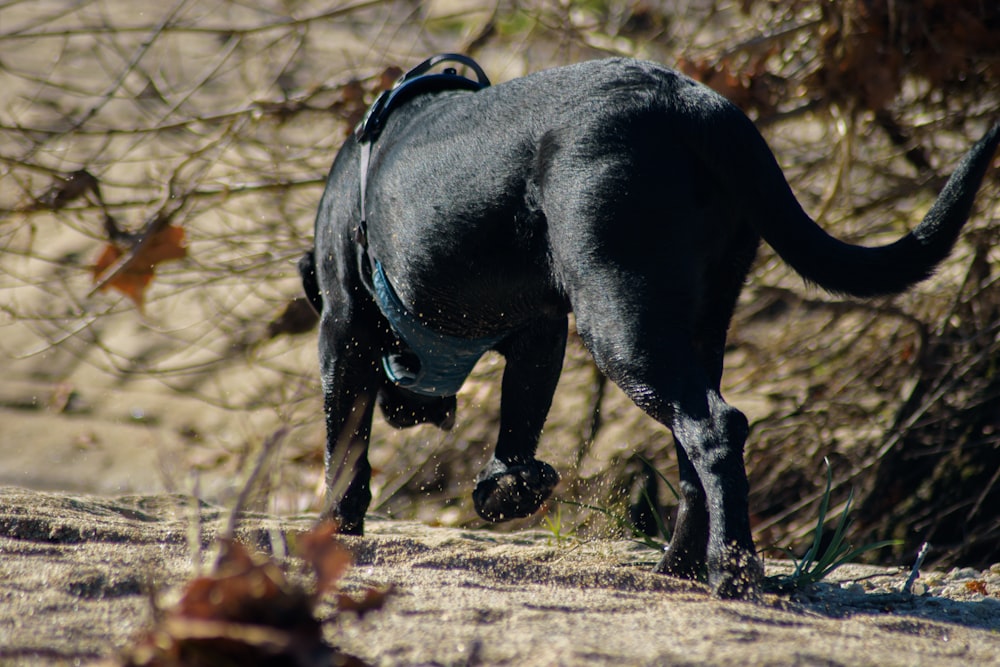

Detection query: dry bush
xmin=2 ymin=1 xmax=998 ymax=567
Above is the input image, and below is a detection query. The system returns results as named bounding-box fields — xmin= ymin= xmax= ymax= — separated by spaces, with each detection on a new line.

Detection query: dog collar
xmin=354 ymin=54 xmax=491 ymax=248
xmin=372 ymin=261 xmax=504 ymax=397
xmin=355 ymin=53 xmax=490 ymax=145
xmin=352 ymin=54 xmax=497 ymax=396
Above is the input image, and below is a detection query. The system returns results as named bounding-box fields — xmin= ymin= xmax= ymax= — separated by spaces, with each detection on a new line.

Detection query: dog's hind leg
xmin=667 ymin=384 xmax=759 ymax=598
xmin=565 ymin=267 xmax=760 ymax=597
xmin=473 ymin=316 xmax=567 ymax=522
xmin=658 ymin=226 xmax=759 ymax=582
xmin=601 ymin=328 xmax=757 ymax=596
xmin=538 ymin=121 xmax=762 ymax=594
xmin=658 ymin=445 xmax=710 ymax=578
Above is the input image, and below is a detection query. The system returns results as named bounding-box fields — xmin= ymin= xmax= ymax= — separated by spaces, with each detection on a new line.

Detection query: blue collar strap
xmin=356 ymin=54 xmax=499 ymax=397
xmin=372 ymin=261 xmax=504 ymax=397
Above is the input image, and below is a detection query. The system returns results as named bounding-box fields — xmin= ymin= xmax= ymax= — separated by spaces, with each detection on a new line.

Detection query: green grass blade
xmin=635 ymin=454 xmax=680 ymax=501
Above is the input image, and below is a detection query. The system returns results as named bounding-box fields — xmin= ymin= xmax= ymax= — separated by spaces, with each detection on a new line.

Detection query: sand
xmin=2 ymin=486 xmax=999 ymax=666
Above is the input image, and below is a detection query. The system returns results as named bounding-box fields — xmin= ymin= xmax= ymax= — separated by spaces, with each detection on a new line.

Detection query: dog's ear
xmin=298 ymin=249 xmax=324 ymax=315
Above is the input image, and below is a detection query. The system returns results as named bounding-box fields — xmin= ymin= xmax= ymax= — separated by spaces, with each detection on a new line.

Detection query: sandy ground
xmin=2 ymin=486 xmax=1000 ymax=667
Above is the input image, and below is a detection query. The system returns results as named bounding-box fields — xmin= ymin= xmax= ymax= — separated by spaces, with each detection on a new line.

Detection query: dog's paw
xmin=337 ymin=521 xmax=364 ymax=536
xmin=321 ymin=510 xmax=364 ymax=536
xmin=321 ymin=500 xmax=367 ymax=536
xmin=655 ymin=544 xmax=706 ymax=581
xmin=472 ymin=458 xmax=559 ymax=522
xmin=707 ymin=545 xmax=763 ymax=600
xmin=320 ymin=496 xmax=371 ymax=535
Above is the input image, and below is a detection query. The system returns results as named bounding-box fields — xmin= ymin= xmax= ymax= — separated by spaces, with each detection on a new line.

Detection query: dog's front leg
xmin=317 ymin=312 xmax=380 ymax=535
xmin=656 ymin=444 xmax=710 ymax=579
xmin=473 ymin=316 xmax=567 ymax=522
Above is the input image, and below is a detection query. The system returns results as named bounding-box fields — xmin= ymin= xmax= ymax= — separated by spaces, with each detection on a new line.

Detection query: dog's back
xmin=361 ymin=59 xmax=749 ymax=335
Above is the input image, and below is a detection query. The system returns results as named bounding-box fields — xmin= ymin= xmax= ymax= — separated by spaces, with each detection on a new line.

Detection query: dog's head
xmin=377 ymin=380 xmax=456 ymax=430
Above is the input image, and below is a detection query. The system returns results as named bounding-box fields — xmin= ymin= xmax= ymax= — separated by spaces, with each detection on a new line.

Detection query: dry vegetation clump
xmin=116 ymin=522 xmax=386 ymax=667
xmin=2 ymin=1 xmax=998 ymax=570
xmin=805 ymin=0 xmax=1000 ymax=114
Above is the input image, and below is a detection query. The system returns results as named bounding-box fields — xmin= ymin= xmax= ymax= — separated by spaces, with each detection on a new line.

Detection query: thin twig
xmin=218 ymin=425 xmax=290 ymax=556
xmin=902 ymin=542 xmax=929 ymax=594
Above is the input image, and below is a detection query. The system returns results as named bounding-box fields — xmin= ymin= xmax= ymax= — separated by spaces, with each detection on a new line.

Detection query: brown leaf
xmin=677 ymin=55 xmax=778 ymax=116
xmin=378 ymin=66 xmax=404 ymax=91
xmin=965 ymin=580 xmax=989 ymax=596
xmin=92 ymin=224 xmax=187 ymax=309
xmin=296 ymin=521 xmax=353 ymax=596
xmin=174 ymin=541 xmax=293 ymax=625
xmin=340 ymin=78 xmax=365 ymax=104
xmin=118 ymin=534 xmax=373 ymax=667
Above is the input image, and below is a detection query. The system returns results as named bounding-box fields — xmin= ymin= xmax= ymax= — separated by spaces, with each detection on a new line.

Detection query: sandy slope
xmin=1 ymin=487 xmax=999 ymax=666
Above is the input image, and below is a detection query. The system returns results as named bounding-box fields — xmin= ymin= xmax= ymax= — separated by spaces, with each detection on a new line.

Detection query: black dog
xmin=301 ymin=54 xmax=999 ymax=597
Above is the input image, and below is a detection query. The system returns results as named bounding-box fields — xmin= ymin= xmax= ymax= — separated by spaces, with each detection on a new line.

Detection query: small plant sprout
xmin=542 ymin=503 xmax=572 ymax=548
xmin=563 ymin=499 xmax=669 ymax=553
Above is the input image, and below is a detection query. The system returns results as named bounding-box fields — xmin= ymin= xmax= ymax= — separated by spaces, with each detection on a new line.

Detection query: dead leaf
xmin=118 ymin=530 xmax=373 ymax=667
xmin=296 ymin=520 xmax=353 ymax=596
xmin=378 ymin=66 xmax=404 ymax=91
xmin=92 ymin=224 xmax=187 ymax=309
xmin=965 ymin=580 xmax=989 ymax=596
xmin=174 ymin=563 xmax=313 ymax=633
xmin=678 ymin=55 xmax=779 ymax=117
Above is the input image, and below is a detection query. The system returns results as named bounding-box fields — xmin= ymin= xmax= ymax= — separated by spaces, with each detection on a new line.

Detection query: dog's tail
xmin=708 ymin=110 xmax=999 ymax=298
